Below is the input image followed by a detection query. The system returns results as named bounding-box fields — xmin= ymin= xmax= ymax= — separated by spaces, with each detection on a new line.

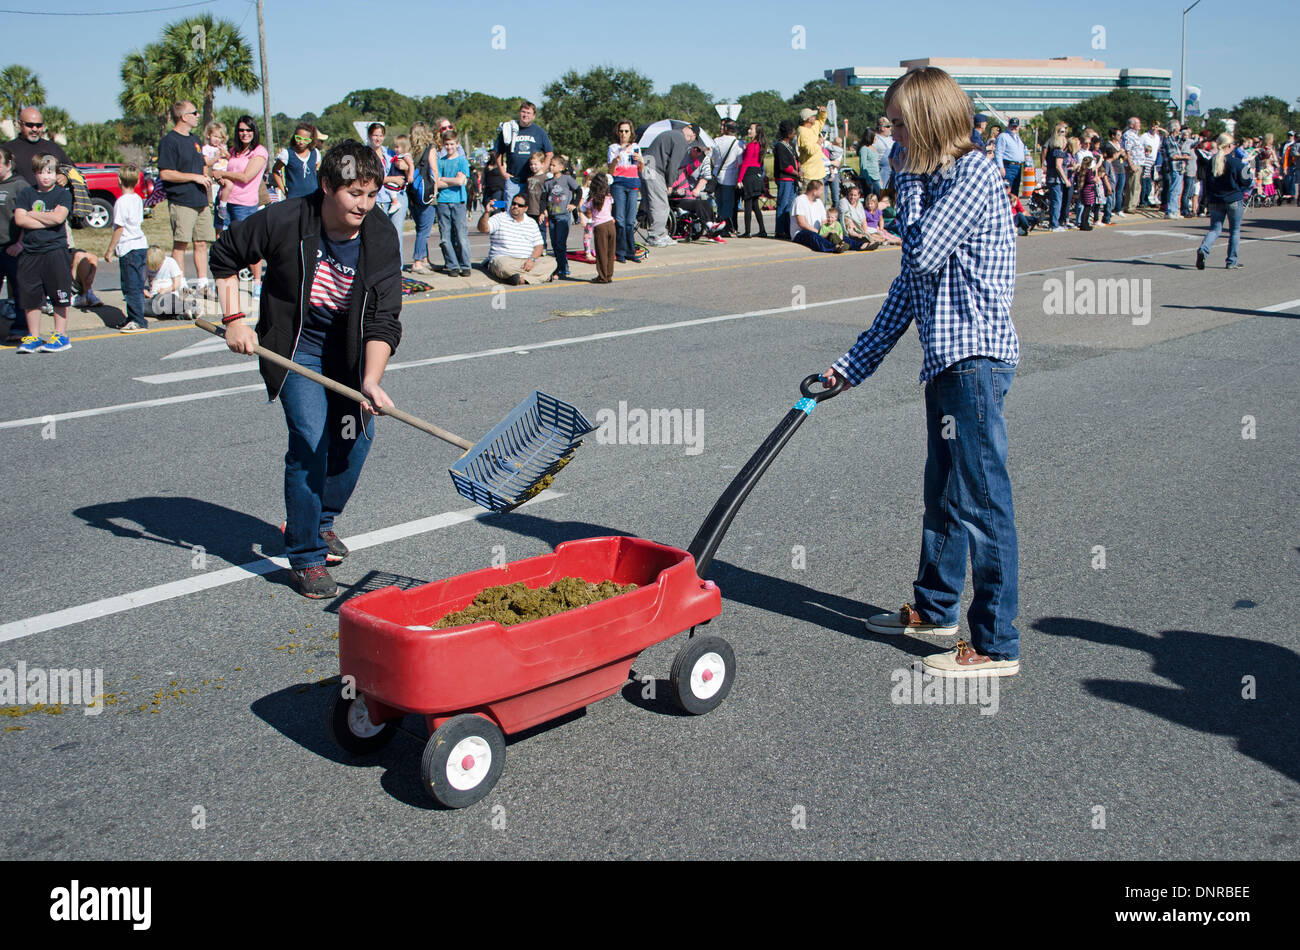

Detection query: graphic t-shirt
xmin=298 ymin=232 xmax=360 ymax=356
xmin=158 ymin=130 xmax=208 ymax=208
xmin=541 ymin=173 xmax=579 ymax=217
xmin=14 ymin=184 xmax=72 ymax=253
xmin=495 ymin=122 xmax=553 ymax=183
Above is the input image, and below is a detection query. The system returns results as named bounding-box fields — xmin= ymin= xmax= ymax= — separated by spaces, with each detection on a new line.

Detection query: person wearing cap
xmin=994 ymin=118 xmax=1027 ymax=192
xmin=972 ymin=114 xmax=988 ymax=150
xmin=796 ymin=106 xmax=827 ymax=195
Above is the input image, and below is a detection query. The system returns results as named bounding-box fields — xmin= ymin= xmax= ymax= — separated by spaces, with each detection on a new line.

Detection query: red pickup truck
xmin=76 ymin=163 xmax=155 ymax=229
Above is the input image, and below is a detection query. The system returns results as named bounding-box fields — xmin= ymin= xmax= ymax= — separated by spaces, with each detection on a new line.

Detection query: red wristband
xmin=221 ymin=312 xmax=245 ymax=325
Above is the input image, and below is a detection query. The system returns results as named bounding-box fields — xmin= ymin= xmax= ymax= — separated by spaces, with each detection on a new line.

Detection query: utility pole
xmin=257 ymin=0 xmax=274 ymax=172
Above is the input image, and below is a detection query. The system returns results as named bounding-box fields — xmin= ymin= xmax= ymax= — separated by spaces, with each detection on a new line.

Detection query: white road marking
xmin=0 ymin=490 xmax=565 ymax=644
xmin=1259 ymin=298 xmax=1300 ymax=313
xmin=1113 ymin=230 xmax=1199 ymax=240
xmin=162 ymin=337 xmax=238 ymax=360
xmin=0 ymin=383 xmax=266 ymax=430
xmin=133 ymin=292 xmax=891 ymax=386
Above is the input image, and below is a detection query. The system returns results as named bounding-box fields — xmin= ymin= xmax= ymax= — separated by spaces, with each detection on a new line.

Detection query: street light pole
xmin=257 ymin=0 xmax=274 ymax=169
xmin=1180 ymin=0 xmax=1204 ymax=125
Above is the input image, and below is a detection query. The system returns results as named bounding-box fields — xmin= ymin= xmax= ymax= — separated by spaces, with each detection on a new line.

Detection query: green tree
xmin=119 ymin=45 xmax=186 ymax=138
xmin=0 ymin=64 xmax=45 ymax=127
xmin=540 ymin=67 xmax=655 ymax=161
xmin=653 ymin=82 xmax=715 ymax=127
xmin=64 ymin=122 xmax=124 ymax=164
xmin=1039 ymin=89 xmax=1168 ymax=138
xmin=40 ymin=105 xmax=71 ymax=138
xmin=153 ymin=14 xmax=260 ymax=128
xmin=736 ymin=90 xmax=789 ymax=140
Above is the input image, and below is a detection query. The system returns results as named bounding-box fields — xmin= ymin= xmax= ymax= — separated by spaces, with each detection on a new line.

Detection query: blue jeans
xmin=548 ymin=213 xmax=571 ymax=275
xmin=612 ymin=182 xmax=639 ymax=261
xmin=410 ymin=198 xmax=438 ymax=263
xmin=504 ymin=179 xmax=522 ymax=204
xmin=119 ymin=247 xmax=147 ymax=328
xmin=1140 ymin=169 xmax=1154 ymax=206
xmin=228 ymin=202 xmax=258 ymax=223
xmin=775 ymin=180 xmax=797 ymax=239
xmin=435 ymin=201 xmax=471 ymax=270
xmin=1198 ymin=199 xmax=1244 ymax=266
xmin=1002 ymin=161 xmax=1022 ymax=193
xmin=914 ymin=357 xmax=1019 ymax=660
xmin=279 ymin=350 xmax=375 ymax=571
xmin=1046 ymin=180 xmax=1064 ymax=228
xmin=382 ymin=189 xmax=408 ymax=243
xmin=1112 ymin=167 xmax=1126 ymax=213
xmin=714 ymin=184 xmax=737 ymax=234
xmin=1164 ymin=169 xmax=1184 ymax=215
xmin=825 ymin=176 xmax=839 ymax=210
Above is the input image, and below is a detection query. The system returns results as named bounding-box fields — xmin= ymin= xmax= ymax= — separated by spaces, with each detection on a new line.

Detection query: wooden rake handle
xmin=195 ymin=318 xmax=475 ymax=451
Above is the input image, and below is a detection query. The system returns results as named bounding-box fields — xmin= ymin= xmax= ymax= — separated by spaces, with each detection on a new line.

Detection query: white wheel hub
xmin=446 ymin=736 xmax=492 ymax=790
xmin=690 ymin=652 xmax=726 ymax=699
xmin=347 ymin=696 xmax=385 ymax=738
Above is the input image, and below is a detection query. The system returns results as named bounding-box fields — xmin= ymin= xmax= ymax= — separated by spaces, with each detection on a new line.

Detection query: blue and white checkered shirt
xmin=833 ymin=150 xmax=1019 ymax=385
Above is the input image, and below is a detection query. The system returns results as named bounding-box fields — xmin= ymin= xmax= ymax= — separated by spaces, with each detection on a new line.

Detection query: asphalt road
xmin=2 ymin=209 xmax=1297 ymax=860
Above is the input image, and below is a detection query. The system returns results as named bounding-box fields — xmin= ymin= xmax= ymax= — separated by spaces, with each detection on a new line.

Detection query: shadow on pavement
xmin=1034 ymin=616 xmax=1300 ymax=784
xmin=73 ymin=495 xmax=282 ymax=569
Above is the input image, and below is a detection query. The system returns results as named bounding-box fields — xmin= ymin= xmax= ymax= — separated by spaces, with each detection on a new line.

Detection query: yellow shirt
xmin=797 ymin=116 xmax=826 ymax=181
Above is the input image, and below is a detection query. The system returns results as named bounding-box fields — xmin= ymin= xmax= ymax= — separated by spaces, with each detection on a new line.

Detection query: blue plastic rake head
xmin=449 ymin=391 xmax=594 ymax=512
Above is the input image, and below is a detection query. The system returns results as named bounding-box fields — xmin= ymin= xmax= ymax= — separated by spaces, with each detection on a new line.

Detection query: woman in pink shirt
xmin=213 ymin=115 xmax=269 ymax=295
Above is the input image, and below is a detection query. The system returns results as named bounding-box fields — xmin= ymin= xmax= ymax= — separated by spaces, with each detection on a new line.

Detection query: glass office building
xmin=826 ymin=57 xmax=1173 ymax=121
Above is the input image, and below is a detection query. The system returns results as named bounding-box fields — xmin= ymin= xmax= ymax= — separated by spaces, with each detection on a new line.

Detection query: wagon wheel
xmin=670 ymin=635 xmax=736 ymax=715
xmin=329 ymin=692 xmax=396 ymax=755
xmin=420 ymin=714 xmax=506 ymax=808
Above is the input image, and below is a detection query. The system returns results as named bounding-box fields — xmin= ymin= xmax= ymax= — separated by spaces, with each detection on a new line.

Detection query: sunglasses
xmin=293 ymin=134 xmax=312 ymax=142
xmin=238 ymin=128 xmax=254 ymax=133
xmin=22 ymin=121 xmax=43 ymax=128
xmin=510 ymin=201 xmax=527 ymax=208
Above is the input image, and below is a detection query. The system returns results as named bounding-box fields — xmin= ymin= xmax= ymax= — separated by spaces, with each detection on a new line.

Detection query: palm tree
xmin=40 ymin=105 xmax=71 ymax=139
xmin=0 ymin=64 xmax=46 ymax=128
xmin=155 ymin=14 xmax=259 ymax=129
xmin=119 ymin=45 xmax=184 ymax=138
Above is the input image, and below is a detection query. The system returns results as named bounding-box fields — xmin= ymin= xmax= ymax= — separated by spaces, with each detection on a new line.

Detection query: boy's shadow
xmin=1035 ymin=616 xmax=1300 ymax=783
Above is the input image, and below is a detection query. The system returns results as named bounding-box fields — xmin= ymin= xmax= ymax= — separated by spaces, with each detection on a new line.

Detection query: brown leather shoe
xmin=864 ymin=603 xmax=958 ymax=636
xmin=922 ymin=639 xmax=1020 ymax=678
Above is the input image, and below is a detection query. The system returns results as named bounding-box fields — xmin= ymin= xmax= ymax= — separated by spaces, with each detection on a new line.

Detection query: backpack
xmin=58 ymin=165 xmax=95 ymax=229
xmin=410 ymin=145 xmax=438 ymax=205
xmin=630 ymin=242 xmax=648 ymax=262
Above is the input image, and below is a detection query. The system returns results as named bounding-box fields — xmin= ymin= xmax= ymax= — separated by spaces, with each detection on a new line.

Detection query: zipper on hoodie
xmin=270 ymin=235 xmax=309 ymax=403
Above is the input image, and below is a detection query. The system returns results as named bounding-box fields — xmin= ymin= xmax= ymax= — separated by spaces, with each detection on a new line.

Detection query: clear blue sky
xmin=3 ymin=0 xmax=1297 ymax=125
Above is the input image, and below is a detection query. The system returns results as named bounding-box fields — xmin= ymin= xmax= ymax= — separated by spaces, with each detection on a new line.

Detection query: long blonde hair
xmin=409 ymin=122 xmax=434 ymax=156
xmin=1212 ymin=133 xmax=1234 ymax=177
xmin=883 ymin=67 xmax=976 ymax=175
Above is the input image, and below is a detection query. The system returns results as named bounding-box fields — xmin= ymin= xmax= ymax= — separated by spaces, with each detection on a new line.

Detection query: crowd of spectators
xmin=4 ymin=91 xmax=1297 ymax=348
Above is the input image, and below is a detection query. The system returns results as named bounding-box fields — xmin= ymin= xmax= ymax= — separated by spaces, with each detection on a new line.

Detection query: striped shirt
xmin=299 ymin=231 xmax=358 ymax=355
xmin=833 ymin=150 xmax=1019 ymax=386
xmin=487 ymin=211 xmax=543 ymax=261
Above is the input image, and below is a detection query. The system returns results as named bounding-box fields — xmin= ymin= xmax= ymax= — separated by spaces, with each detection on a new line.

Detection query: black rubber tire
xmin=420 ymin=714 xmax=506 ymax=808
xmin=329 ymin=692 xmax=396 ymax=756
xmin=670 ymin=635 xmax=736 ymax=715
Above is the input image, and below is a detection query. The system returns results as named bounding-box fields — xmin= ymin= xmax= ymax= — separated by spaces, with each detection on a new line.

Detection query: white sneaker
xmin=1051 ymin=226 xmax=1067 ymax=232
xmin=119 ymin=321 xmax=146 ymax=333
xmin=650 ymin=236 xmax=674 ymax=247
xmin=40 ymin=300 xmax=54 ymax=315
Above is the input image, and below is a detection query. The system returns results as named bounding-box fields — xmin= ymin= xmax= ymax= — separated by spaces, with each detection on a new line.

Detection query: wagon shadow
xmin=250 ymin=678 xmax=586 ymax=810
xmin=1035 ymin=616 xmax=1300 ymax=784
xmin=491 ymin=513 xmax=890 ymax=644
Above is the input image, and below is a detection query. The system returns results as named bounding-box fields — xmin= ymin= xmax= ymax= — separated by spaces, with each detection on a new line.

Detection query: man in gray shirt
xmin=643 ymin=124 xmax=696 ymax=247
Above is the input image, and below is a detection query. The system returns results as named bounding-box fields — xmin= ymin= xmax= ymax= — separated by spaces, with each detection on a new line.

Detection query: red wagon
xmin=333 ymin=375 xmax=845 ymax=807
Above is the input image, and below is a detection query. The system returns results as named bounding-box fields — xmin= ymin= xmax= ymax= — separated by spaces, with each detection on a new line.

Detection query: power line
xmin=0 ymin=0 xmax=215 ymax=15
